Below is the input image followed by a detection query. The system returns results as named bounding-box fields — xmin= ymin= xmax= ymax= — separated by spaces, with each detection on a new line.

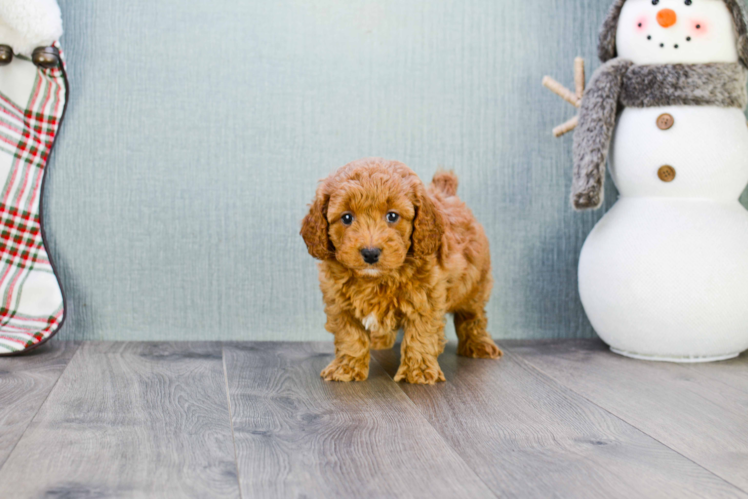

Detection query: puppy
xmin=301 ymin=158 xmax=502 ymax=384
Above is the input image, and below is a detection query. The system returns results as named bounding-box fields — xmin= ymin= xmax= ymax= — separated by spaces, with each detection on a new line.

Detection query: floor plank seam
xmin=369 ymin=354 xmax=500 ymax=499
xmin=221 ymin=343 xmax=244 ymax=499
xmin=507 ymin=347 xmax=748 ymax=497
xmin=0 ymin=341 xmax=81 ymax=474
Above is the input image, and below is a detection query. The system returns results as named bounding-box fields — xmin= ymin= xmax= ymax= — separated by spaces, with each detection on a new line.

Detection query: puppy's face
xmin=326 ymin=174 xmax=415 ymax=276
xmin=301 ymin=159 xmax=443 ymax=276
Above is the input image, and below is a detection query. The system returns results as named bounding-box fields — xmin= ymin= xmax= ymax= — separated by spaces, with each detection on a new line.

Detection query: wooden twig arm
xmin=542 ymin=76 xmax=580 ymax=108
xmin=542 ymin=57 xmax=586 ymax=137
xmin=553 ymin=116 xmax=579 ymax=138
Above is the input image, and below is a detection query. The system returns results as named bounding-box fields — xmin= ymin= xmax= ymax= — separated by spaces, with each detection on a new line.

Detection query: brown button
xmin=657 ymin=113 xmax=674 ymax=130
xmin=658 ymin=165 xmax=676 ymax=182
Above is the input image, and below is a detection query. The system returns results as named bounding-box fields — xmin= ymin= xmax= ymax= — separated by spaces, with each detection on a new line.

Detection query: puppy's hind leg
xmin=454 ymin=308 xmax=502 ymax=359
xmin=370 ymin=330 xmax=397 ymax=350
xmin=454 ymin=284 xmax=502 ymax=359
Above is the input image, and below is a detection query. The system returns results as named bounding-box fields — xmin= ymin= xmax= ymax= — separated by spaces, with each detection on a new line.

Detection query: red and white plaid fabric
xmin=0 ymin=44 xmax=67 ymax=354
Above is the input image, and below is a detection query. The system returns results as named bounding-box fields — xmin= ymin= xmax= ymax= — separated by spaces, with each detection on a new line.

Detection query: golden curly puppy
xmin=301 ymin=158 xmax=502 ymax=384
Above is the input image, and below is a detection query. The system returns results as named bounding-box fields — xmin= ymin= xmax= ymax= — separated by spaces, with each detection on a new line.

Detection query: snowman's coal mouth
xmin=647 ymin=35 xmax=691 ymax=50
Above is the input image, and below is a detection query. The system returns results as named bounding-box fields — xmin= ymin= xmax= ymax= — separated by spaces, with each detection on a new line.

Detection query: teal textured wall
xmin=46 ymin=0 xmax=748 ymax=341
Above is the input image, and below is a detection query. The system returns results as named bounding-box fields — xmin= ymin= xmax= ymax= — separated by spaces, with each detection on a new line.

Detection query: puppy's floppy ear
xmin=301 ymin=184 xmax=334 ymax=260
xmin=411 ymin=183 xmax=444 ymax=258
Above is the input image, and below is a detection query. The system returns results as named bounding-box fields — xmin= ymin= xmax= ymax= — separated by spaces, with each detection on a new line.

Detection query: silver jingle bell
xmin=0 ymin=45 xmax=13 ymax=66
xmin=31 ymin=46 xmax=60 ymax=69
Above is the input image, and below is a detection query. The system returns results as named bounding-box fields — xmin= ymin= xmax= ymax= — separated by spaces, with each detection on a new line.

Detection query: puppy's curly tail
xmin=431 ymin=170 xmax=458 ymax=197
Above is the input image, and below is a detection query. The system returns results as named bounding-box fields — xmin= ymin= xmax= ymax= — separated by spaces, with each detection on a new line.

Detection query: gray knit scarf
xmin=571 ymin=61 xmax=748 ymax=210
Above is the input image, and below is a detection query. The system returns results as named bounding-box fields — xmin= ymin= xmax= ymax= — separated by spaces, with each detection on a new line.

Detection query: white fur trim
xmin=0 ymin=0 xmax=62 ymax=56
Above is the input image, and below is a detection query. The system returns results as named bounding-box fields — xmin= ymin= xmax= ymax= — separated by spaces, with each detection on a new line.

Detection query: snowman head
xmin=599 ymin=0 xmax=748 ymax=67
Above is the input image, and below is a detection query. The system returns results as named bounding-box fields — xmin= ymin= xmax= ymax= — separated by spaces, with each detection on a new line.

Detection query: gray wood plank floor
xmin=507 ymin=339 xmax=748 ymax=494
xmin=0 ymin=341 xmax=79 ymax=469
xmin=373 ymin=344 xmax=744 ymax=498
xmin=224 ymin=342 xmax=493 ymax=498
xmin=678 ymin=351 xmax=748 ymax=396
xmin=0 ymin=342 xmax=239 ymax=499
xmin=0 ymin=339 xmax=746 ymax=498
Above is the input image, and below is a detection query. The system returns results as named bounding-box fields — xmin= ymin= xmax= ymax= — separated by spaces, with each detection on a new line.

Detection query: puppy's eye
xmin=386 ymin=212 xmax=399 ymax=223
xmin=341 ymin=213 xmax=354 ymax=226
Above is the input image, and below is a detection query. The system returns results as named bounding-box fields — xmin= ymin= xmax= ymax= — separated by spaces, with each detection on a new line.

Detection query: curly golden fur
xmin=301 ymin=158 xmax=502 ymax=385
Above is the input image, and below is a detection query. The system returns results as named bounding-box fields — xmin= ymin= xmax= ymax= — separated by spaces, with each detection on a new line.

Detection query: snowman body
xmin=578 ymin=0 xmax=748 ymax=360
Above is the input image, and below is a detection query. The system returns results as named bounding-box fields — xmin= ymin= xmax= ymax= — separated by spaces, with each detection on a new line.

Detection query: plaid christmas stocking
xmin=0 ymin=45 xmax=67 ymax=355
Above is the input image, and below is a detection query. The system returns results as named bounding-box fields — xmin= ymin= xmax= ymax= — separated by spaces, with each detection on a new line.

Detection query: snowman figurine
xmin=552 ymin=0 xmax=748 ymax=361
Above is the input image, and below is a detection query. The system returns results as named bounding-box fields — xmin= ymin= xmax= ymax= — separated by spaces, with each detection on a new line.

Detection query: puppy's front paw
xmin=394 ymin=362 xmax=445 ymax=385
xmin=370 ymin=331 xmax=396 ymax=350
xmin=457 ymin=338 xmax=503 ymax=359
xmin=321 ymin=356 xmax=369 ymax=382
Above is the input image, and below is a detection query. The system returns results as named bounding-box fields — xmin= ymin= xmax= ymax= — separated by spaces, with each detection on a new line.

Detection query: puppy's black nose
xmin=360 ymin=247 xmax=381 ymax=264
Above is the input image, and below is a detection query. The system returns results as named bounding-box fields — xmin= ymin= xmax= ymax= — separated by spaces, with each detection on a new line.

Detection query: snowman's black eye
xmin=684 ymin=0 xmax=692 ymax=5
xmin=652 ymin=0 xmax=659 ymax=5
xmin=386 ymin=212 xmax=399 ymax=223
xmin=341 ymin=213 xmax=354 ymax=226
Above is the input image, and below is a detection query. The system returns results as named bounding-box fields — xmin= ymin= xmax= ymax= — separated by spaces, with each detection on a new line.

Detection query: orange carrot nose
xmin=657 ymin=8 xmax=677 ymax=28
